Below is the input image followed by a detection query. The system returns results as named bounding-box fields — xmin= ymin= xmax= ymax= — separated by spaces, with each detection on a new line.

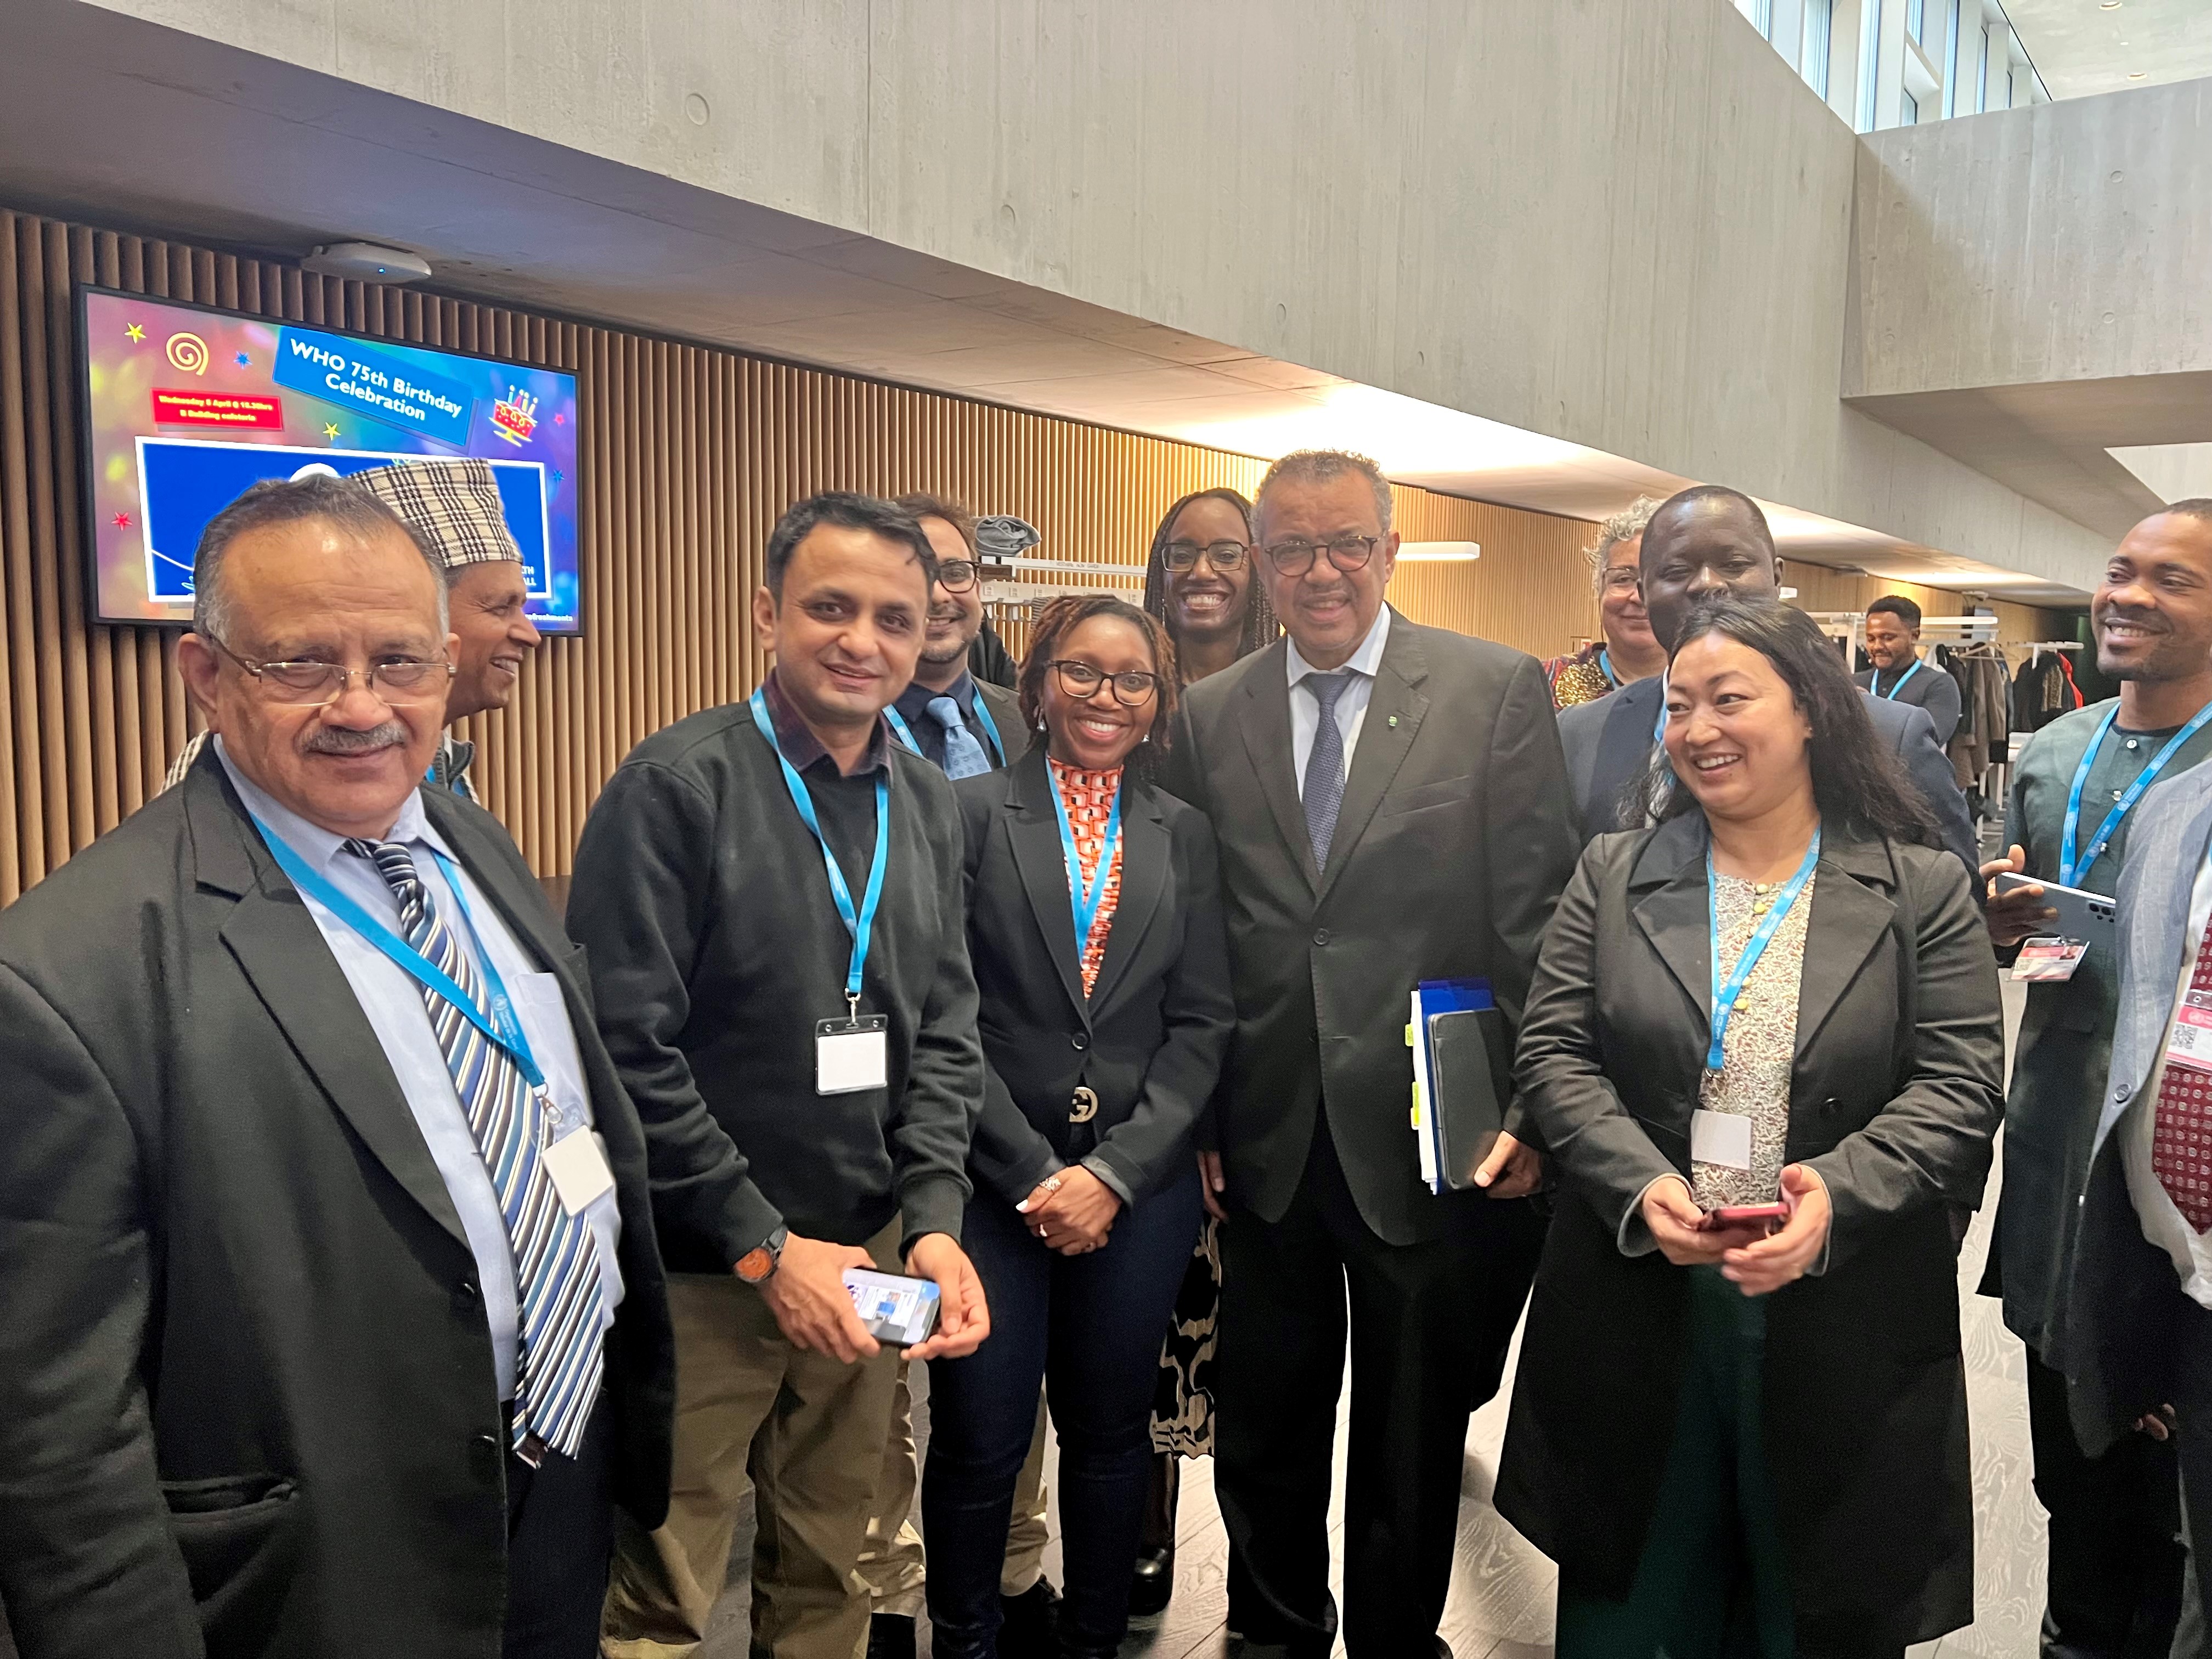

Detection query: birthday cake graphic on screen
xmin=78 ymin=289 xmax=582 ymax=631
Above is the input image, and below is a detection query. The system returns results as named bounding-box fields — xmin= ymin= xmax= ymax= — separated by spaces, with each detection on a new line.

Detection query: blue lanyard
xmin=2060 ymin=702 xmax=2212 ymax=887
xmin=250 ymin=814 xmax=546 ymax=1090
xmin=1048 ymin=768 xmax=1123 ymax=974
xmin=1598 ymin=648 xmax=1619 ymax=691
xmin=1653 ymin=672 xmax=1669 ymax=745
xmin=884 ymin=692 xmax=1006 ymax=769
xmin=1705 ymin=828 xmax=1822 ymax=1074
xmin=1875 ymin=659 xmax=1924 ymax=700
xmin=749 ymin=689 xmax=891 ymax=1011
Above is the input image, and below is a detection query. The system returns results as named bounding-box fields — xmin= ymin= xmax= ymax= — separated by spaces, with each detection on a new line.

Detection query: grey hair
xmin=1252 ymin=449 xmax=1393 ymax=538
xmin=1586 ymin=496 xmax=1662 ymax=599
xmin=190 ymin=475 xmax=447 ymax=642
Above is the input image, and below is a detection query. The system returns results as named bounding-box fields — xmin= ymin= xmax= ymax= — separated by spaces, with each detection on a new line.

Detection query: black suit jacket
xmin=1498 ymin=814 xmax=2002 ymax=1648
xmin=1160 ymin=609 xmax=1581 ymax=1246
xmin=0 ymin=752 xmax=674 ymax=1659
xmin=955 ymin=747 xmax=1234 ymax=1206
xmin=1557 ymin=673 xmax=1980 ymax=883
xmin=1855 ymin=660 xmax=1963 ymax=747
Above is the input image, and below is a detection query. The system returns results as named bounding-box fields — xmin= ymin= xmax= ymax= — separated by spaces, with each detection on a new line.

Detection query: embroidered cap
xmin=349 ymin=458 xmax=523 ymax=569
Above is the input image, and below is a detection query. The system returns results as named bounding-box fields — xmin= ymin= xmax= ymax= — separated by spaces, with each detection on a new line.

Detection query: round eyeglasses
xmin=1049 ymin=659 xmax=1160 ymax=707
xmin=1161 ymin=539 xmax=1250 ymax=574
xmin=1262 ymin=536 xmax=1380 ymax=578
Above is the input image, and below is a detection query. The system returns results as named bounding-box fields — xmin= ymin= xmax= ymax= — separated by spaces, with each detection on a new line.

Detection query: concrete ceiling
xmin=2004 ymin=0 xmax=2212 ymax=98
xmin=0 ymin=0 xmax=2089 ymax=603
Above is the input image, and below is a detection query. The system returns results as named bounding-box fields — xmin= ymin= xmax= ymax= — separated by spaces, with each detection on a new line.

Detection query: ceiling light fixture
xmin=1396 ymin=542 xmax=1480 ymax=562
xmin=2129 ymin=70 xmax=2147 ymax=78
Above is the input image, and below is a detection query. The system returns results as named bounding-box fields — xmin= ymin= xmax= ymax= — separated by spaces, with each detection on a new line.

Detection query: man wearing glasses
xmin=1159 ymin=449 xmax=1578 ymax=1658
xmin=0 ymin=474 xmax=675 ymax=1657
xmin=886 ymin=494 xmax=1024 ymax=778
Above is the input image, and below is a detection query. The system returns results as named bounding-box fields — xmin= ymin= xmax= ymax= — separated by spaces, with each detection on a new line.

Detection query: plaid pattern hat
xmin=349 ymin=458 xmax=522 ymax=569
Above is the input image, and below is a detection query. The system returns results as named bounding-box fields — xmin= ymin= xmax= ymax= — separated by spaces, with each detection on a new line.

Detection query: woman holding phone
xmin=923 ymin=595 xmax=1234 ymax=1659
xmin=1498 ymin=597 xmax=2004 ymax=1658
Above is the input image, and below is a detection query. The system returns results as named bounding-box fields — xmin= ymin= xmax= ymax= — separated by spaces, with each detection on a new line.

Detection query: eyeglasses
xmin=1049 ymin=659 xmax=1160 ymax=707
xmin=1262 ymin=535 xmax=1380 ymax=577
xmin=935 ymin=558 xmax=979 ymax=593
xmin=1162 ymin=539 xmax=1250 ymax=573
xmin=208 ymin=635 xmax=454 ymax=707
xmin=1600 ymin=567 xmax=1644 ymax=595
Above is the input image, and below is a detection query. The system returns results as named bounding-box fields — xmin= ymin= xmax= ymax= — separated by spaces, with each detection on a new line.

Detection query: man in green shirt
xmin=1984 ymin=501 xmax=2212 ymax=1659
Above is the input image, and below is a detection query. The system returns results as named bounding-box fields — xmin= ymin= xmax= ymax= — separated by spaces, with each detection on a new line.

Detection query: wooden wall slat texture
xmin=0 ymin=205 xmax=2082 ymax=901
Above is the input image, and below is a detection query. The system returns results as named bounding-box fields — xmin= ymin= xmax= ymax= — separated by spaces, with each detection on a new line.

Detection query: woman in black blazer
xmin=1497 ymin=597 xmax=2005 ymax=1658
xmin=923 ymin=595 xmax=1234 ymax=1659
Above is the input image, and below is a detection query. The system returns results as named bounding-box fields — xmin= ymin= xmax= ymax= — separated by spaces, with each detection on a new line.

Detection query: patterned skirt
xmin=1149 ymin=1217 xmax=1220 ymax=1457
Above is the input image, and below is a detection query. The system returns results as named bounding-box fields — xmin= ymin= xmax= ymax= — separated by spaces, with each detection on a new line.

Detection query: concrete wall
xmin=82 ymin=0 xmax=2114 ymax=588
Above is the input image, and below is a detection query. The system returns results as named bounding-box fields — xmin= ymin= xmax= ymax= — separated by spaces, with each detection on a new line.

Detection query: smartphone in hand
xmin=1700 ymin=1201 xmax=1788 ymax=1233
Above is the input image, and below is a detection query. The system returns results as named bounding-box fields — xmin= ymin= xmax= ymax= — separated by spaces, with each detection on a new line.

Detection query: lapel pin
xmin=1388 ymin=715 xmax=1399 ymax=728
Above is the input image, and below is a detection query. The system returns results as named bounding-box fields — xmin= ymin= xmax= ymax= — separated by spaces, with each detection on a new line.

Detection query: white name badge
xmin=543 ymin=1127 xmax=616 ymax=1216
xmin=2012 ymin=936 xmax=2088 ymax=983
xmin=2166 ymin=1000 xmax=2212 ymax=1074
xmin=1690 ymin=1109 xmax=1754 ymax=1172
xmin=817 ymin=1015 xmax=890 ymax=1096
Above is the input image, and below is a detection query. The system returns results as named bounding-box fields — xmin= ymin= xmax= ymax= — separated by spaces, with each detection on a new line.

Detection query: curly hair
xmin=1648 ymin=596 xmax=1942 ymax=849
xmin=1018 ymin=595 xmax=1179 ymax=780
xmin=1139 ymin=488 xmax=1279 ymax=670
xmin=1585 ymin=496 xmax=1661 ymax=600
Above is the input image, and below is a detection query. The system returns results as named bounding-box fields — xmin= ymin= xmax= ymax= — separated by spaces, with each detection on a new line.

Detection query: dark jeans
xmin=2026 ymin=1348 xmax=2183 ymax=1659
xmin=504 ymin=1393 xmax=614 ymax=1659
xmin=924 ymin=1164 xmax=1203 ymax=1657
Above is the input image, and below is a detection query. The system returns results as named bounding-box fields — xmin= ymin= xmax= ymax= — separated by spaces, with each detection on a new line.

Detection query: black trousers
xmin=2025 ymin=1349 xmax=2183 ymax=1659
xmin=503 ymin=1395 xmax=614 ymax=1659
xmin=1213 ymin=1124 xmax=1545 ymax=1657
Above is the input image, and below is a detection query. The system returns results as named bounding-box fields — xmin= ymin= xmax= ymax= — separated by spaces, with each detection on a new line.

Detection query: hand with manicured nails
xmin=1019 ymin=1165 xmax=1120 ymax=1253
xmin=756 ymin=1233 xmax=879 ymax=1363
xmin=902 ymin=1233 xmax=991 ymax=1359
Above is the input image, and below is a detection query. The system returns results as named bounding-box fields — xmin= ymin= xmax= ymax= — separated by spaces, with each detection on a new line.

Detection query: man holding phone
xmin=1983 ymin=502 xmax=2212 ymax=1658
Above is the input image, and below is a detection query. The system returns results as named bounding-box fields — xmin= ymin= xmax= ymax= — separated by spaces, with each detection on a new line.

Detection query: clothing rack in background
xmin=1805 ymin=611 xmax=2001 ymax=657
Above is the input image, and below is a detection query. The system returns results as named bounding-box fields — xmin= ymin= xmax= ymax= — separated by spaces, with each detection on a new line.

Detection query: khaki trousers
xmin=602 ymin=1225 xmax=902 ymax=1659
xmin=858 ymin=1378 xmax=1052 ymax=1614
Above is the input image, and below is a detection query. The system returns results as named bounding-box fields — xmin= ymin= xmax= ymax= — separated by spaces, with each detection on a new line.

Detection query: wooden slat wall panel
xmin=0 ymin=204 xmax=2067 ymax=899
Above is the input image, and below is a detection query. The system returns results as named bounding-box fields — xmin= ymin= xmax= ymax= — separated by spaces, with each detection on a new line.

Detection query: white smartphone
xmin=842 ymin=1267 xmax=941 ymax=1346
xmin=1993 ymin=871 xmax=2116 ymax=948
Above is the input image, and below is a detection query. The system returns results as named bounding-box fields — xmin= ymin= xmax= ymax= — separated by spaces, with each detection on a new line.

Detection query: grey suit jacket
xmin=2058 ymin=759 xmax=2212 ymax=1454
xmin=1856 ymin=661 xmax=1963 ymax=747
xmin=1159 ymin=608 xmax=1581 ymax=1246
xmin=1556 ymin=673 xmax=1980 ymax=883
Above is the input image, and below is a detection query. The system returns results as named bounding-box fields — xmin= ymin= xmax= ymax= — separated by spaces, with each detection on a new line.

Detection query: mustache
xmin=303 ymin=721 xmax=409 ymax=755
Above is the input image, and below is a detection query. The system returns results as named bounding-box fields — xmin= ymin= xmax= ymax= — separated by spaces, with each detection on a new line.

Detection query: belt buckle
xmin=1069 ymin=1086 xmax=1099 ymax=1124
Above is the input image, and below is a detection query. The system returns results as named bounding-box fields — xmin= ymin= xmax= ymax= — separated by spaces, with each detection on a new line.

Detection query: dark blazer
xmin=1556 ymin=673 xmax=1980 ymax=882
xmin=1160 ymin=608 xmax=1581 ymax=1246
xmin=0 ymin=752 xmax=674 ymax=1659
xmin=1856 ymin=659 xmax=1963 ymax=747
xmin=1496 ymin=814 xmax=2004 ymax=1650
xmin=2059 ymin=759 xmax=2212 ymax=1456
xmin=974 ymin=678 xmax=1027 ymax=762
xmin=955 ymin=747 xmax=1234 ymax=1205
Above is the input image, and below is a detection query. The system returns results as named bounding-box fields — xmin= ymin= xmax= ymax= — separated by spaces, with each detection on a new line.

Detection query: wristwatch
xmin=735 ymin=1226 xmax=788 ymax=1285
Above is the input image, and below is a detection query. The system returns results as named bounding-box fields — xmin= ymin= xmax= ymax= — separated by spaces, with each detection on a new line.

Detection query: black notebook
xmin=1428 ymin=1006 xmax=1512 ymax=1191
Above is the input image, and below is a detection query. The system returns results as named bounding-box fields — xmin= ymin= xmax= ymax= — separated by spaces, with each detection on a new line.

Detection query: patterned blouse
xmin=1049 ymin=757 xmax=1124 ymax=997
xmin=1692 ymin=870 xmax=1815 ymax=1208
xmin=1543 ymin=641 xmax=1617 ymax=709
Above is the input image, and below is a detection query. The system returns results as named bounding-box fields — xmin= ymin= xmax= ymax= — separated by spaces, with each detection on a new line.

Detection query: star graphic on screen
xmin=235 ymin=352 xmax=251 ymax=367
xmin=125 ymin=323 xmax=145 ymax=343
xmin=551 ymin=470 xmax=564 ymax=485
xmin=112 ymin=511 xmax=132 ymax=529
xmin=323 ymin=422 xmax=342 ymax=441
xmin=554 ymin=413 xmax=565 ymax=426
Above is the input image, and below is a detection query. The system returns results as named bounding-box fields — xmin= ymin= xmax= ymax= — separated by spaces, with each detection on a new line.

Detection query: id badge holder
xmin=2012 ymin=935 xmax=2088 ymax=983
xmin=2167 ymin=992 xmax=2212 ymax=1073
xmin=817 ymin=1014 xmax=889 ymax=1095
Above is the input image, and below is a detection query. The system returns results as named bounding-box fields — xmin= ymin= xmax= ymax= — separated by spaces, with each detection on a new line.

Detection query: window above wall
xmin=1738 ymin=0 xmax=2049 ymax=131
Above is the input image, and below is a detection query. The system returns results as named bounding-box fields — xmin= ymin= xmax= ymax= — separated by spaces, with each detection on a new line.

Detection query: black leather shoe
xmin=998 ymin=1578 xmax=1062 ymax=1659
xmin=1128 ymin=1540 xmax=1175 ymax=1618
xmin=866 ymin=1612 xmax=917 ymax=1659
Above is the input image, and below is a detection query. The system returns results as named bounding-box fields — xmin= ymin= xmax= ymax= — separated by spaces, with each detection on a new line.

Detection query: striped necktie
xmin=345 ymin=837 xmax=605 ymax=1463
xmin=1302 ymin=670 xmax=1355 ymax=872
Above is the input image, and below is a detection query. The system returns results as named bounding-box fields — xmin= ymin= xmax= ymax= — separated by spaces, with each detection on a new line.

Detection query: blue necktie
xmin=1302 ymin=670 xmax=1355 ymax=873
xmin=346 ymin=838 xmax=605 ymax=1464
xmin=928 ymin=696 xmax=995 ymax=778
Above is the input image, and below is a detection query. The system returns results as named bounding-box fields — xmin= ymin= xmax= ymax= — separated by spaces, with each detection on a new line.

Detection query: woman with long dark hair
xmin=923 ymin=596 xmax=1234 ymax=1659
xmin=1498 ymin=597 xmax=2005 ymax=1657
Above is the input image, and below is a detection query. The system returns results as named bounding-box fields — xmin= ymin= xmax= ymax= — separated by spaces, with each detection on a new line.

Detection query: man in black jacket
xmin=1161 ymin=449 xmax=1577 ymax=1658
xmin=0 ymin=476 xmax=674 ymax=1659
xmin=574 ymin=493 xmax=990 ymax=1659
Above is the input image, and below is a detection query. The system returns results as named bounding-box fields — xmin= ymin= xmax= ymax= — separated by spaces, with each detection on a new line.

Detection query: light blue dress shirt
xmin=217 ymin=740 xmax=623 ymax=1401
xmin=1286 ymin=602 xmax=1395 ymax=794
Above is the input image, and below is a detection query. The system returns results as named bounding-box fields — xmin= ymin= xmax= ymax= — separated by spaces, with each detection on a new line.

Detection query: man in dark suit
xmin=1556 ymin=486 xmax=1979 ymax=882
xmin=1855 ymin=594 xmax=1963 ymax=746
xmin=0 ymin=475 xmax=673 ymax=1658
xmin=887 ymin=494 xmax=1025 ymax=777
xmin=1160 ymin=448 xmax=1579 ymax=1658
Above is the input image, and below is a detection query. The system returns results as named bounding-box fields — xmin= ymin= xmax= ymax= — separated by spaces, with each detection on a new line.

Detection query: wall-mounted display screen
xmin=76 ymin=287 xmax=582 ymax=631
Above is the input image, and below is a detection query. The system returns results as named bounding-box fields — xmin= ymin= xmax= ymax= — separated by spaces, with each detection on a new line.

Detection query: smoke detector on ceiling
xmin=301 ymin=242 xmax=432 ymax=284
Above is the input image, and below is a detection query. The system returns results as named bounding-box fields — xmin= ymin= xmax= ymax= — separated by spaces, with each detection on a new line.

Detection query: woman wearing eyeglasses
xmin=1141 ymin=488 xmax=1279 ymax=685
xmin=922 ymin=595 xmax=1234 ymax=1659
xmin=1545 ymin=497 xmax=1667 ymax=710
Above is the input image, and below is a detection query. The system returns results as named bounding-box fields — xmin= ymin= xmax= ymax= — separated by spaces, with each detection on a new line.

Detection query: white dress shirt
xmin=2127 ymin=849 xmax=2212 ymax=1311
xmin=1286 ymin=603 xmax=1395 ymax=794
xmin=217 ymin=740 xmax=623 ymax=1399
